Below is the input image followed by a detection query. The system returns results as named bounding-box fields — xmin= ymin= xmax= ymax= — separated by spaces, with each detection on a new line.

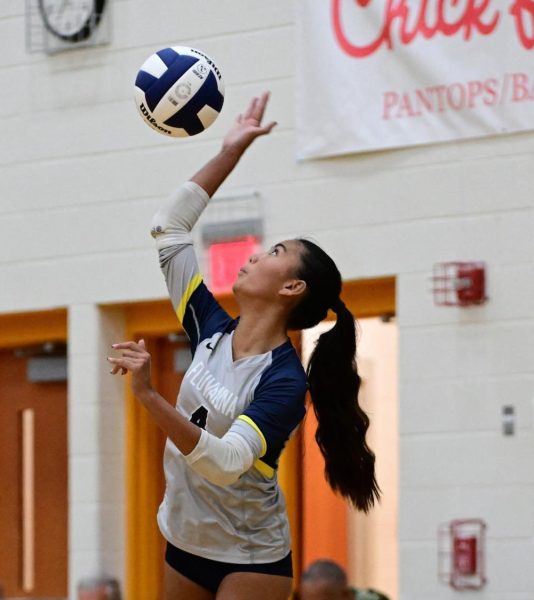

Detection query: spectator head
xmin=300 ymin=560 xmax=354 ymax=600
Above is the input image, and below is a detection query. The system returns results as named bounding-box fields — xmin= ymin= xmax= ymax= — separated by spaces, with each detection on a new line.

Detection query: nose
xmin=248 ymin=253 xmax=260 ymax=264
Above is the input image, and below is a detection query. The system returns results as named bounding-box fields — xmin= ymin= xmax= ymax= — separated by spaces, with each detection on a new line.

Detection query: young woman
xmin=108 ymin=93 xmax=380 ymax=600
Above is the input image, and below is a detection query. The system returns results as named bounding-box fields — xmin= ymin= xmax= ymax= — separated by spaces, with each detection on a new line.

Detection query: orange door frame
xmin=0 ymin=309 xmax=67 ymax=348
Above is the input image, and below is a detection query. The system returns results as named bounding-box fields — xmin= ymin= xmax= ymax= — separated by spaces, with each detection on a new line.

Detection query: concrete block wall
xmin=1 ymin=0 xmax=533 ymax=598
xmin=68 ymin=305 xmax=126 ymax=599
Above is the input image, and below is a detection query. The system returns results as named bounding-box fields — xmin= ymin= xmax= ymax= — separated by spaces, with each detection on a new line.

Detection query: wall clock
xmin=37 ymin=0 xmax=107 ymax=43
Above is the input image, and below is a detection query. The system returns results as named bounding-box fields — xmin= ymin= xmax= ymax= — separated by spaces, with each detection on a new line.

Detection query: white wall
xmin=2 ymin=1 xmax=533 ymax=598
xmin=350 ymin=318 xmax=399 ymax=600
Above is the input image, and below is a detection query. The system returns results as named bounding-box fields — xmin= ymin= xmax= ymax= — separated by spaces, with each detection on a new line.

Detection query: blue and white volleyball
xmin=134 ymin=47 xmax=224 ymax=137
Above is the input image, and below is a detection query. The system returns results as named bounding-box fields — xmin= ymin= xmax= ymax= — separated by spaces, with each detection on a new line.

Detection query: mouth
xmin=238 ymin=267 xmax=247 ymax=275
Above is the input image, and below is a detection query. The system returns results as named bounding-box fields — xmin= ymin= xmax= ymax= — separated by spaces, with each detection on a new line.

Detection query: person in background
xmin=297 ymin=560 xmax=390 ymax=600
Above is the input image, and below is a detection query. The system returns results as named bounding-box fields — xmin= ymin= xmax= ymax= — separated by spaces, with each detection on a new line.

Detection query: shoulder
xmin=253 ymin=342 xmax=307 ymax=411
xmin=261 ymin=341 xmax=306 ymax=386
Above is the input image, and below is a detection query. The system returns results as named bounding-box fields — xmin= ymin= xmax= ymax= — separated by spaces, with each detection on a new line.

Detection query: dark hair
xmin=288 ymin=239 xmax=380 ymax=513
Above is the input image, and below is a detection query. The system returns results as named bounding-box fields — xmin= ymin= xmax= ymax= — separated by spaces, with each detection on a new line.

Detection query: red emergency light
xmin=208 ymin=236 xmax=260 ymax=294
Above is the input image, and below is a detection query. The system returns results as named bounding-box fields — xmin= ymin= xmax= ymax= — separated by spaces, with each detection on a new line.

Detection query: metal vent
xmin=27 ymin=356 xmax=68 ymax=383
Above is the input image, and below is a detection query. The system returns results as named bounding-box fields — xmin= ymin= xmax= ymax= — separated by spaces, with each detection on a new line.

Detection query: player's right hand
xmin=222 ymin=92 xmax=277 ymax=154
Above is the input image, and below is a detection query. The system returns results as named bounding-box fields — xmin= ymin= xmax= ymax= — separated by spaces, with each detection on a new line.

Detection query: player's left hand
xmin=108 ymin=339 xmax=153 ymax=397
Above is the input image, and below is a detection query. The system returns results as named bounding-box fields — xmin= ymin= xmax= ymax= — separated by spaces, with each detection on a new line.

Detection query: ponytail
xmin=306 ymin=300 xmax=380 ymax=512
xmin=288 ymin=239 xmax=380 ymax=512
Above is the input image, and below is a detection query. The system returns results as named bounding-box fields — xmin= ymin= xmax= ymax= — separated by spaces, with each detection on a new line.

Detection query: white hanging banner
xmin=296 ymin=0 xmax=534 ymax=158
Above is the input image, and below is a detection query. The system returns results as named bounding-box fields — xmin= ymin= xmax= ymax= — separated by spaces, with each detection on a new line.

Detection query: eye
xmin=269 ymin=247 xmax=279 ymax=256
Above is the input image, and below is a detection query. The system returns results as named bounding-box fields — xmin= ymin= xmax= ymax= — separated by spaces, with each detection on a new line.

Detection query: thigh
xmin=164 ymin=562 xmax=215 ymax=600
xmin=216 ymin=572 xmax=293 ymax=600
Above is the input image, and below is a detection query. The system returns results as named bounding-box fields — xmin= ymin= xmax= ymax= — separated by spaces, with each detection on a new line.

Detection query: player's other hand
xmin=108 ymin=339 xmax=153 ymax=398
xmin=222 ymin=92 xmax=277 ymax=154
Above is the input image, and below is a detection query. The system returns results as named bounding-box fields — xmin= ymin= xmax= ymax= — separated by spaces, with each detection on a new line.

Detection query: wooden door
xmin=152 ymin=335 xmax=190 ymax=585
xmin=125 ymin=334 xmax=189 ymax=600
xmin=0 ymin=348 xmax=68 ymax=598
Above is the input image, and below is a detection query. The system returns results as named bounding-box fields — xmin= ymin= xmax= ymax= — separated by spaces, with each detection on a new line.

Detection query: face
xmin=232 ymin=239 xmax=306 ymax=304
xmin=300 ymin=579 xmax=353 ymax=600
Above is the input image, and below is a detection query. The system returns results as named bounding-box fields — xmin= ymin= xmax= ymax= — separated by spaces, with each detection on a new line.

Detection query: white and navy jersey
xmin=153 ymin=182 xmax=307 ymax=564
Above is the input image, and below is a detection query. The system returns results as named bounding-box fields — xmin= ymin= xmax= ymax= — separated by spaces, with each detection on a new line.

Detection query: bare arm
xmin=190 ymin=92 xmax=276 ymax=197
xmin=108 ymin=340 xmax=264 ymax=486
xmin=108 ymin=340 xmax=201 ymax=454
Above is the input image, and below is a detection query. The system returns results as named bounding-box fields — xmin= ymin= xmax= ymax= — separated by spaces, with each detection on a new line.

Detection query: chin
xmin=232 ymin=279 xmax=255 ymax=301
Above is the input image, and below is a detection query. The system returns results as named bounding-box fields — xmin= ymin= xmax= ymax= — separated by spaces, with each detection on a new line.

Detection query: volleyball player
xmin=108 ymin=92 xmax=380 ymax=600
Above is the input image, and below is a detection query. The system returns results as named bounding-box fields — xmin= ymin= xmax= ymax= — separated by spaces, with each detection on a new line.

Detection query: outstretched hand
xmin=108 ymin=339 xmax=153 ymax=399
xmin=222 ymin=92 xmax=277 ymax=154
xmin=189 ymin=92 xmax=277 ymax=198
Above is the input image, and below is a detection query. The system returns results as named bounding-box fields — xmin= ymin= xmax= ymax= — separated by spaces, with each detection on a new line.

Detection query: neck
xmin=232 ymin=304 xmax=289 ymax=360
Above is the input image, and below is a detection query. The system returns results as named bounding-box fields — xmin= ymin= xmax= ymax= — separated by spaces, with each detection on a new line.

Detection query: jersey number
xmin=190 ymin=406 xmax=208 ymax=430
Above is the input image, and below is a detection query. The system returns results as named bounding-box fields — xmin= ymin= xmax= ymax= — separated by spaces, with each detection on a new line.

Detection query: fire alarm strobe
xmin=432 ymin=262 xmax=487 ymax=306
xmin=438 ymin=518 xmax=487 ymax=590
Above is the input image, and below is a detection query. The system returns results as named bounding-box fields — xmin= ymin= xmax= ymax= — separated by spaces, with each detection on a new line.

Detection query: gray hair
xmin=301 ymin=560 xmax=347 ymax=586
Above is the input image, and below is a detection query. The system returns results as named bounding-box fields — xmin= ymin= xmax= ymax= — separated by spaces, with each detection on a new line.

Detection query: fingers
xmin=243 ymin=91 xmax=270 ymax=123
xmin=244 ymin=97 xmax=258 ymax=120
xmin=110 ymin=341 xmax=149 ymax=359
xmin=120 ymin=349 xmax=137 ymax=358
xmin=110 ymin=364 xmax=128 ymax=376
xmin=260 ymin=120 xmax=277 ymax=135
xmin=249 ymin=120 xmax=277 ymax=141
xmin=107 ymin=356 xmax=136 ymax=369
xmin=111 ymin=341 xmax=143 ymax=351
xmin=109 ymin=359 xmax=129 ymax=376
xmin=108 ymin=339 xmax=148 ymax=375
xmin=252 ymin=91 xmax=270 ymax=122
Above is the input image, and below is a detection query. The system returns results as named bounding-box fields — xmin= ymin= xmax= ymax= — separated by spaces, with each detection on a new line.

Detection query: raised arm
xmin=190 ymin=91 xmax=277 ymax=197
xmin=150 ymin=92 xmax=276 ymax=350
xmin=108 ymin=94 xmax=278 ymax=486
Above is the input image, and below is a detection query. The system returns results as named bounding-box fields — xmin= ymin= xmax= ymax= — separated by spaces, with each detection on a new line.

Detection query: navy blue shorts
xmin=165 ymin=541 xmax=293 ymax=594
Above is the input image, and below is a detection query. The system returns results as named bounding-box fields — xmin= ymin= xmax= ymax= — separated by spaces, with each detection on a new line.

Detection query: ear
xmin=279 ymin=279 xmax=307 ymax=298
